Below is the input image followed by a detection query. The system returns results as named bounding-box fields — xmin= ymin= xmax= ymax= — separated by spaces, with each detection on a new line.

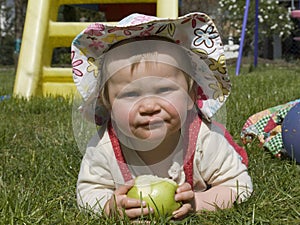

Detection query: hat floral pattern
xmin=71 ymin=12 xmax=230 ymax=124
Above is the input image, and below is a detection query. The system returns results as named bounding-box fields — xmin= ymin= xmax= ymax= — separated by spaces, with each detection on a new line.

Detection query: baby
xmin=71 ymin=12 xmax=253 ymax=219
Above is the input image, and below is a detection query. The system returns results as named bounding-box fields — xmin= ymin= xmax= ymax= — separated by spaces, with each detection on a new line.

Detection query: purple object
xmin=254 ymin=0 xmax=259 ymax=67
xmin=236 ymin=0 xmax=250 ymax=75
xmin=282 ymin=103 xmax=300 ymax=163
xmin=236 ymin=0 xmax=260 ymax=75
xmin=0 ymin=95 xmax=10 ymax=101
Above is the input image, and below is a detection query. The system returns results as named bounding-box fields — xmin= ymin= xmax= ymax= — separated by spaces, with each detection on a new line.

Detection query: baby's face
xmin=106 ymin=62 xmax=194 ymax=141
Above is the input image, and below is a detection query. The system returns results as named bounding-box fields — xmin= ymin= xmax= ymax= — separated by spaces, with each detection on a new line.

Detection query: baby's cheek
xmin=111 ymin=104 xmax=130 ymax=125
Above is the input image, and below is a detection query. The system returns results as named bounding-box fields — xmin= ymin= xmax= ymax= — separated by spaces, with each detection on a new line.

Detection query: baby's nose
xmin=138 ymin=97 xmax=161 ymax=115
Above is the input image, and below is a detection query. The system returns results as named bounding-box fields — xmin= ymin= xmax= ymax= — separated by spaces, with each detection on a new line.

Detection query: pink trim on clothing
xmin=108 ymin=121 xmax=132 ymax=182
xmin=182 ymin=111 xmax=201 ymax=188
xmin=213 ymin=121 xmax=249 ymax=167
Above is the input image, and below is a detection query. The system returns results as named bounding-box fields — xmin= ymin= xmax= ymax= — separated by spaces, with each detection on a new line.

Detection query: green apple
xmin=127 ymin=175 xmax=181 ymax=217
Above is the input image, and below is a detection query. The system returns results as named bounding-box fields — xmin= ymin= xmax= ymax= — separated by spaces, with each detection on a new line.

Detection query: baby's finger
xmin=125 ymin=206 xmax=153 ymax=219
xmin=114 ymin=180 xmax=135 ymax=195
xmin=172 ymin=203 xmax=193 ymax=219
xmin=175 ymin=189 xmax=194 ymax=202
xmin=176 ymin=182 xmax=192 ymax=193
xmin=120 ymin=197 xmax=146 ymax=209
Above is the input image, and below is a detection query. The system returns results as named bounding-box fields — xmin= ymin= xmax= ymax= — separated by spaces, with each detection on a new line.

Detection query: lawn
xmin=0 ymin=63 xmax=300 ymax=224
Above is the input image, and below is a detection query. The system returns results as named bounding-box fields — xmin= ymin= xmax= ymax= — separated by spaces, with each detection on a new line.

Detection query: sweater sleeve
xmin=194 ymin=122 xmax=253 ymax=202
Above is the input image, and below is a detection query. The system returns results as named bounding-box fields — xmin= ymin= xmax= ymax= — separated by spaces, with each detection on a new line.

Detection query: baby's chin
xmin=131 ymin=126 xmax=168 ymax=139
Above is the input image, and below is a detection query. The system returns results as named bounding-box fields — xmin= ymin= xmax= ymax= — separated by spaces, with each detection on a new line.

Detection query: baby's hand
xmin=172 ymin=182 xmax=195 ymax=219
xmin=104 ymin=180 xmax=153 ymax=218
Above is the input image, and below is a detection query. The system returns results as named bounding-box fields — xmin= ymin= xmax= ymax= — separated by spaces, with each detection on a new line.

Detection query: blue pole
xmin=254 ymin=0 xmax=259 ymax=67
xmin=236 ymin=0 xmax=250 ymax=75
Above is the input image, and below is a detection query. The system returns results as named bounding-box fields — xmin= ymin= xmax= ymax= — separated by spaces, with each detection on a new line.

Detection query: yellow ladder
xmin=13 ymin=0 xmax=178 ymax=98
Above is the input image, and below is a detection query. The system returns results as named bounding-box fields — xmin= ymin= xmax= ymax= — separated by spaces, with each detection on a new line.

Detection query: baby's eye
xmin=118 ymin=91 xmax=139 ymax=99
xmin=157 ymin=87 xmax=175 ymax=93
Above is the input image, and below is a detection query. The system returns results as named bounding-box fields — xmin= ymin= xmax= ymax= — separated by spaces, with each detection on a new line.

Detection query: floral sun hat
xmin=71 ymin=12 xmax=230 ymax=125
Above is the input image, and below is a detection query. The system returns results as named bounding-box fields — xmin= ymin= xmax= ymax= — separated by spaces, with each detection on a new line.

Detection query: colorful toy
xmin=240 ymin=99 xmax=300 ymax=158
xmin=282 ymin=103 xmax=300 ymax=163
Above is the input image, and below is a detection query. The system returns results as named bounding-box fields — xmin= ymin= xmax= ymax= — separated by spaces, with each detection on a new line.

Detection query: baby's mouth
xmin=141 ymin=118 xmax=165 ymax=130
xmin=149 ymin=120 xmax=165 ymax=129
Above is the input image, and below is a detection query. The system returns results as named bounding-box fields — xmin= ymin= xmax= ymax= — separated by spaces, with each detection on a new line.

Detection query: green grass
xmin=1 ymin=64 xmax=300 ymax=224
